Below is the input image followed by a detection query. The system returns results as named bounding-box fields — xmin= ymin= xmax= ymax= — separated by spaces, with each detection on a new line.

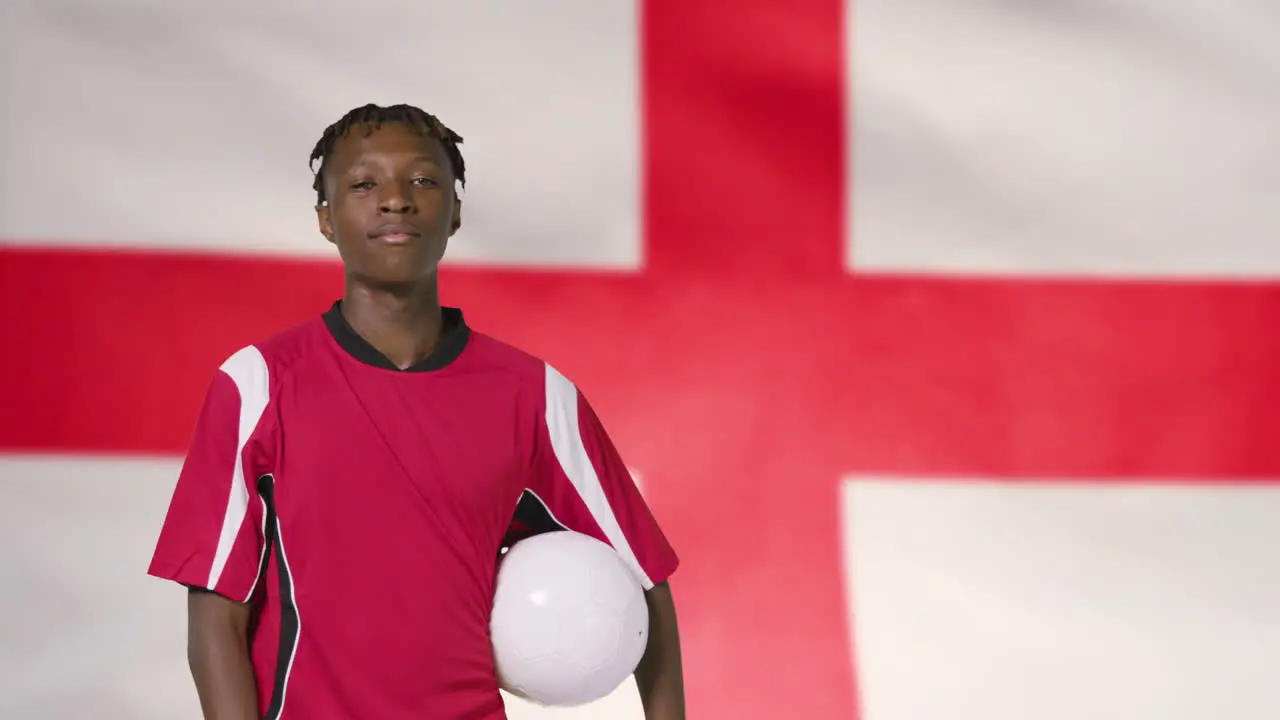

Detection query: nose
xmin=377 ymin=181 xmax=414 ymax=214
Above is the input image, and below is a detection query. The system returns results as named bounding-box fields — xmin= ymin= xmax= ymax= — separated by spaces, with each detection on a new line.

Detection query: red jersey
xmin=147 ymin=302 xmax=679 ymax=719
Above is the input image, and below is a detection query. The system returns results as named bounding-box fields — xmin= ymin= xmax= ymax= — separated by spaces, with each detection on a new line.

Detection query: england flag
xmin=2 ymin=2 xmax=1278 ymax=719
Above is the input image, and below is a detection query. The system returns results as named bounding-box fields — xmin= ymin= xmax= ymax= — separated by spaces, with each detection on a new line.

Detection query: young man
xmin=147 ymin=104 xmax=686 ymax=720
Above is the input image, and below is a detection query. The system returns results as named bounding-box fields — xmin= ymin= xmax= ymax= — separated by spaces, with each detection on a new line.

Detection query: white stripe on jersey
xmin=543 ymin=363 xmax=654 ymax=590
xmin=208 ymin=345 xmax=270 ymax=594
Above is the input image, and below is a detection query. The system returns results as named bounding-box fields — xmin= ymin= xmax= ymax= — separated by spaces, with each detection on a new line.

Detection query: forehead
xmin=327 ymin=122 xmax=447 ymax=169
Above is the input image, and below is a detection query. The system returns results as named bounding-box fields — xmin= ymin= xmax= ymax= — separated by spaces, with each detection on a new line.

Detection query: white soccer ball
xmin=491 ymin=530 xmax=650 ymax=707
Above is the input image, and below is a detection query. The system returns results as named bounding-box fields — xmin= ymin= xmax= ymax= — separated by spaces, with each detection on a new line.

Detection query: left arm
xmin=530 ymin=364 xmax=686 ymax=717
xmin=635 ymin=581 xmax=686 ymax=720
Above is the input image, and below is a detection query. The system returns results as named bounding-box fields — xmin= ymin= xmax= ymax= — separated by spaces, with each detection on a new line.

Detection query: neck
xmin=341 ymin=277 xmax=444 ymax=370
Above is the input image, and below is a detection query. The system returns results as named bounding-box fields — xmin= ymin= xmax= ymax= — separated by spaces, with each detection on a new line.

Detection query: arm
xmin=147 ymin=350 xmax=273 ymax=719
xmin=635 ymin=581 xmax=687 ymax=720
xmin=187 ymin=589 xmax=260 ymax=720
xmin=531 ymin=365 xmax=686 ymax=714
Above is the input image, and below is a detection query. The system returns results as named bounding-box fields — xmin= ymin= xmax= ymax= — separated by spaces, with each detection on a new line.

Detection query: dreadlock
xmin=309 ymin=103 xmax=466 ymax=205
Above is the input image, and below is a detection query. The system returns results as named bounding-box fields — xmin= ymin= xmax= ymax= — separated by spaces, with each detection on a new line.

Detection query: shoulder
xmin=464 ymin=330 xmax=552 ymax=380
xmin=462 ymin=330 xmax=579 ymax=397
xmin=214 ymin=316 xmax=328 ymax=395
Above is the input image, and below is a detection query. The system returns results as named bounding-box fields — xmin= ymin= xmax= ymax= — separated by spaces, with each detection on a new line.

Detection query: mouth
xmin=368 ymin=224 xmax=422 ymax=244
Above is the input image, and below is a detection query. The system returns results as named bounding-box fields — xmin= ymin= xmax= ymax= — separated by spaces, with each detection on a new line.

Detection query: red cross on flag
xmin=2 ymin=2 xmax=1278 ymax=719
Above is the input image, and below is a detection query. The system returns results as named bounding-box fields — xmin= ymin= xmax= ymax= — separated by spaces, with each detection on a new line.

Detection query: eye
xmin=351 ymin=180 xmax=375 ymax=191
xmin=412 ymin=177 xmax=439 ymax=188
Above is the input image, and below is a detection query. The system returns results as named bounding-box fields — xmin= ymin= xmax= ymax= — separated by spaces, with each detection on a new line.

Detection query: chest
xmin=271 ymin=372 xmax=532 ymax=534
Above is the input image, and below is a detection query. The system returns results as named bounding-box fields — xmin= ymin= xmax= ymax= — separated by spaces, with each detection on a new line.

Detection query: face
xmin=316 ymin=123 xmax=461 ymax=287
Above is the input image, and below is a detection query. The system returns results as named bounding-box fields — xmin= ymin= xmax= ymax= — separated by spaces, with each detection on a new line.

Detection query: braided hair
xmin=309 ymin=103 xmax=466 ymax=205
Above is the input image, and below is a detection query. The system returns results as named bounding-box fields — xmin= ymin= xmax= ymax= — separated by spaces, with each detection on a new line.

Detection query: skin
xmin=187 ymin=121 xmax=686 ymax=719
xmin=317 ymin=121 xmax=463 ymax=369
xmin=635 ymin=581 xmax=688 ymax=719
xmin=187 ymin=589 xmax=257 ymax=720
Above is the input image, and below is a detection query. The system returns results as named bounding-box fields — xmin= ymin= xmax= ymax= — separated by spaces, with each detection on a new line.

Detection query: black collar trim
xmin=322 ymin=300 xmax=470 ymax=372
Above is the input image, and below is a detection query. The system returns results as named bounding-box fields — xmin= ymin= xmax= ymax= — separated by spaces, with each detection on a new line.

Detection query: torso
xmin=245 ymin=306 xmax=543 ymax=719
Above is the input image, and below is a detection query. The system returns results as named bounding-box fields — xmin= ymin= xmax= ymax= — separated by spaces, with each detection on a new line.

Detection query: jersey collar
xmin=322 ymin=300 xmax=470 ymax=372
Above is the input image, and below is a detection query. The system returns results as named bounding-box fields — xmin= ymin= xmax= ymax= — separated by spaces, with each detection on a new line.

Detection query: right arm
xmin=188 ymin=589 xmax=259 ymax=720
xmin=147 ymin=348 xmax=273 ymax=719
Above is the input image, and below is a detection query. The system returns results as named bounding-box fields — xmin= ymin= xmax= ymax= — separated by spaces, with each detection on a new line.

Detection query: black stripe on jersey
xmin=514 ymin=489 xmax=569 ymax=534
xmin=258 ymin=475 xmax=300 ymax=720
xmin=500 ymin=488 xmax=571 ymax=555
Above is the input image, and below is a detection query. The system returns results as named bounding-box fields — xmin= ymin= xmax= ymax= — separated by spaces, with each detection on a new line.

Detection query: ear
xmin=449 ymin=195 xmax=462 ymax=236
xmin=316 ymin=203 xmax=335 ymax=244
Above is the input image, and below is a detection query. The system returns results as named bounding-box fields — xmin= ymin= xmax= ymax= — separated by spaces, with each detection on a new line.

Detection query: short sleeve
xmin=147 ymin=347 xmax=272 ymax=603
xmin=530 ymin=363 xmax=679 ymax=590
